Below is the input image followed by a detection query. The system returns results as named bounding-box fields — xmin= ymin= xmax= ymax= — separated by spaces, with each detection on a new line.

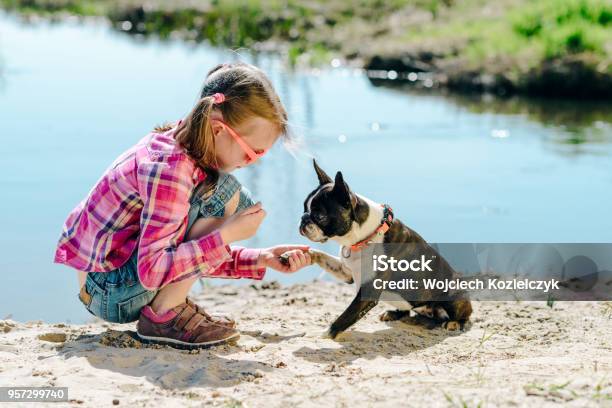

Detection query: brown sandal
xmin=137 ymin=302 xmax=239 ymax=349
xmin=185 ymin=298 xmax=236 ymax=328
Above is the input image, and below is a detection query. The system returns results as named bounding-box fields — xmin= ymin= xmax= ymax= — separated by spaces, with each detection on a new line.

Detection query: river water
xmin=0 ymin=12 xmax=610 ymax=322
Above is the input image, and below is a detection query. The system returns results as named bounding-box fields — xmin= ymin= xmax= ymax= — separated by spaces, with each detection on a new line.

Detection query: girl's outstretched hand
xmin=219 ymin=202 xmax=266 ymax=244
xmin=259 ymin=245 xmax=312 ymax=273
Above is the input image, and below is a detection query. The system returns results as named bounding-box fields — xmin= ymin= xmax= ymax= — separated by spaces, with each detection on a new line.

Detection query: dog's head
xmin=300 ymin=160 xmax=359 ymax=243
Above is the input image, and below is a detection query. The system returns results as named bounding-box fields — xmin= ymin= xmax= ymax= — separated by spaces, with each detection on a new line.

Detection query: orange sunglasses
xmin=212 ymin=119 xmax=268 ymax=164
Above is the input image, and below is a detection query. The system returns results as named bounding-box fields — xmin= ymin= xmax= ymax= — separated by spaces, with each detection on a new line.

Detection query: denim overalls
xmin=78 ymin=172 xmax=254 ymax=323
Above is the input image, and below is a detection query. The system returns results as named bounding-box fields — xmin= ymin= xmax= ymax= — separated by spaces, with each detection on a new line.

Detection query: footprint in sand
xmin=38 ymin=332 xmax=67 ymax=343
xmin=157 ymin=368 xmax=193 ymax=389
xmin=111 ymin=355 xmax=147 ymax=369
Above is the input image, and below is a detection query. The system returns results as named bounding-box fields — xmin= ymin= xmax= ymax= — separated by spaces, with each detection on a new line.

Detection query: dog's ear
xmin=313 ymin=159 xmax=332 ymax=185
xmin=332 ymin=171 xmax=352 ymax=207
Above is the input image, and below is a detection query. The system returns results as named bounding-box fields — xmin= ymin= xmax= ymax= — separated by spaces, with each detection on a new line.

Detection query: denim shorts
xmin=78 ymin=172 xmax=254 ymax=323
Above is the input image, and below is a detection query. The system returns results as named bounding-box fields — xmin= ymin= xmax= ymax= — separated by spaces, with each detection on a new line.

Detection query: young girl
xmin=54 ymin=62 xmax=312 ymax=349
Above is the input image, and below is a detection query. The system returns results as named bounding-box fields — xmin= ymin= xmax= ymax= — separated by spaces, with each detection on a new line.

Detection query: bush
xmin=512 ymin=0 xmax=611 ymax=58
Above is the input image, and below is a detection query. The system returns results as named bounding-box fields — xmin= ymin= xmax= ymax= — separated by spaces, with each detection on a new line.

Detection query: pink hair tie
xmin=212 ymin=93 xmax=225 ymax=104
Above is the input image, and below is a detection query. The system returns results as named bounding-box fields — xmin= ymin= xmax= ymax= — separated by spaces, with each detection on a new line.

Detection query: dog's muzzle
xmin=299 ymin=213 xmax=328 ymax=242
xmin=299 ymin=213 xmax=310 ymax=232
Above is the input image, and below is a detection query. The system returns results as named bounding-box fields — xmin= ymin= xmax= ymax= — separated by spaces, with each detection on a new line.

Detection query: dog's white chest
xmin=339 ymin=229 xmax=385 ymax=292
xmin=339 ymin=246 xmax=362 ymax=288
xmin=339 ymin=241 xmax=413 ymax=311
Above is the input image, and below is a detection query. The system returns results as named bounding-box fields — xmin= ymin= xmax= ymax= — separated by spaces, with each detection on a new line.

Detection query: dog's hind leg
xmin=379 ymin=309 xmax=410 ymax=322
xmin=308 ymin=249 xmax=353 ymax=284
xmin=410 ymin=304 xmax=465 ymax=331
xmin=442 ymin=299 xmax=472 ymax=331
xmin=441 ymin=321 xmax=462 ymax=331
xmin=397 ymin=314 xmax=440 ymax=330
xmin=434 ymin=310 xmax=463 ymax=331
xmin=412 ymin=305 xmax=434 ymax=319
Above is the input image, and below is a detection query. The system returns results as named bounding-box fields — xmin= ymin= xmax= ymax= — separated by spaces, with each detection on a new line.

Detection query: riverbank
xmin=1 ymin=0 xmax=610 ymax=99
xmin=1 ymin=281 xmax=610 ymax=406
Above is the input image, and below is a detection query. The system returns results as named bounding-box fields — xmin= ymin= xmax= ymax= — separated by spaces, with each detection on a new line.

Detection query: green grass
xmin=400 ymin=0 xmax=611 ymax=71
xmin=1 ymin=0 xmax=610 ymax=96
xmin=0 ymin=0 xmax=105 ymax=15
xmin=4 ymin=0 xmax=609 ymax=66
xmin=512 ymin=0 xmax=611 ymax=59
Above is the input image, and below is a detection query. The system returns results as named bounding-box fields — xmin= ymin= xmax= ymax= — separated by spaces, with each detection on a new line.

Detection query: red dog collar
xmin=349 ymin=204 xmax=394 ymax=253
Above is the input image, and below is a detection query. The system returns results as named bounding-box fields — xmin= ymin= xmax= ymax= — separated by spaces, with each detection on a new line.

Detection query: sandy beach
xmin=1 ymin=281 xmax=611 ymax=407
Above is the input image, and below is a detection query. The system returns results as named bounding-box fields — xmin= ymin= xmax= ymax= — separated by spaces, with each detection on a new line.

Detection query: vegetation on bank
xmin=1 ymin=0 xmax=610 ymax=98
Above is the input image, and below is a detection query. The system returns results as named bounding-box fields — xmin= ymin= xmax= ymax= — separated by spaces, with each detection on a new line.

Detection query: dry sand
xmin=1 ymin=281 xmax=611 ymax=407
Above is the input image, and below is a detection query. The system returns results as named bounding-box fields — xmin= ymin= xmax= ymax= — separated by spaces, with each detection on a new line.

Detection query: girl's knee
xmin=224 ymin=185 xmax=255 ymax=215
xmin=185 ymin=172 xmax=254 ymax=240
xmin=225 ymin=189 xmax=240 ymax=216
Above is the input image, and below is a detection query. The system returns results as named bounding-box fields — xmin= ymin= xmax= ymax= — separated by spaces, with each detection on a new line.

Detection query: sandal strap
xmin=186 ymin=298 xmax=213 ymax=320
xmin=183 ymin=313 xmax=207 ymax=332
xmin=172 ymin=304 xmax=197 ymax=331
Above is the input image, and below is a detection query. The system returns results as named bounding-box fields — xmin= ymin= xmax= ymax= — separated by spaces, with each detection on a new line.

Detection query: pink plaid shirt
xmin=54 ymin=126 xmax=265 ymax=289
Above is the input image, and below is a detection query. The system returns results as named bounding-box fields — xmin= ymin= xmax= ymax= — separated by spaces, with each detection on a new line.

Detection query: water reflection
xmin=369 ymin=80 xmax=612 ymax=156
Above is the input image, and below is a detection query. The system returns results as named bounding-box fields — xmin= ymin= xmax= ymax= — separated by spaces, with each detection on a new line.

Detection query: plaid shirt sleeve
xmin=136 ymin=156 xmax=265 ymax=289
xmin=214 ymin=247 xmax=266 ymax=280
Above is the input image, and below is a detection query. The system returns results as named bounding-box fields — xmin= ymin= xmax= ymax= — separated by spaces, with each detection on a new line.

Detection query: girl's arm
xmin=135 ymin=157 xmax=234 ymax=290
xmin=186 ymin=190 xmax=265 ymax=280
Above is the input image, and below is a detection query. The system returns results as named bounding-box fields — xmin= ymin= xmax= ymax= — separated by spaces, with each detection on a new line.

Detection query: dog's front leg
xmin=324 ymin=288 xmax=377 ymax=339
xmin=308 ymin=249 xmax=353 ymax=284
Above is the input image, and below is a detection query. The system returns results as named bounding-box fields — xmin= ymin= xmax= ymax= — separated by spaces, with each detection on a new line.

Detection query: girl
xmin=54 ymin=62 xmax=312 ymax=349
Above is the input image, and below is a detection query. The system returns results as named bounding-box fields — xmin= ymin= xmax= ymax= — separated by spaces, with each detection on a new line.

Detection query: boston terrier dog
xmin=299 ymin=160 xmax=472 ymax=339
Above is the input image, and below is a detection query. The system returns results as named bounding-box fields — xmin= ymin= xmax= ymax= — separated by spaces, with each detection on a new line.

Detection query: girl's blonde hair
xmin=157 ymin=62 xmax=289 ymax=170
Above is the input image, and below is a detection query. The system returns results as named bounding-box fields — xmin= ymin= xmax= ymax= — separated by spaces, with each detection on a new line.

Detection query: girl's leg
xmin=148 ymin=190 xmax=240 ymax=314
xmin=149 ymin=274 xmax=198 ymax=314
xmin=77 ymin=270 xmax=87 ymax=289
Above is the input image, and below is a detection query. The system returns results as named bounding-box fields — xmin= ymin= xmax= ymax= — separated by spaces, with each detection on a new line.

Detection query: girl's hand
xmin=259 ymin=245 xmax=312 ymax=273
xmin=219 ymin=202 xmax=266 ymax=244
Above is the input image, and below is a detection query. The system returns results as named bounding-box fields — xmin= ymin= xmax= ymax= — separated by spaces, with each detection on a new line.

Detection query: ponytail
xmin=174 ymin=95 xmax=218 ymax=170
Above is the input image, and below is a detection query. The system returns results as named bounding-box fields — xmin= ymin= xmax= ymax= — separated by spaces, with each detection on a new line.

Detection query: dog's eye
xmin=314 ymin=213 xmax=327 ymax=224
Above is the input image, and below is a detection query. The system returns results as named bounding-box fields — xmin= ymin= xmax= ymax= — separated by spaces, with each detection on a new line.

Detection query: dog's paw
xmin=379 ymin=311 xmax=394 ymax=322
xmin=434 ymin=307 xmax=449 ymax=320
xmin=412 ymin=305 xmax=434 ymax=319
xmin=278 ymin=253 xmax=291 ymax=266
xmin=442 ymin=321 xmax=461 ymax=331
xmin=307 ymin=249 xmax=324 ymax=263
xmin=322 ymin=327 xmax=340 ymax=339
xmin=380 ymin=310 xmax=407 ymax=322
